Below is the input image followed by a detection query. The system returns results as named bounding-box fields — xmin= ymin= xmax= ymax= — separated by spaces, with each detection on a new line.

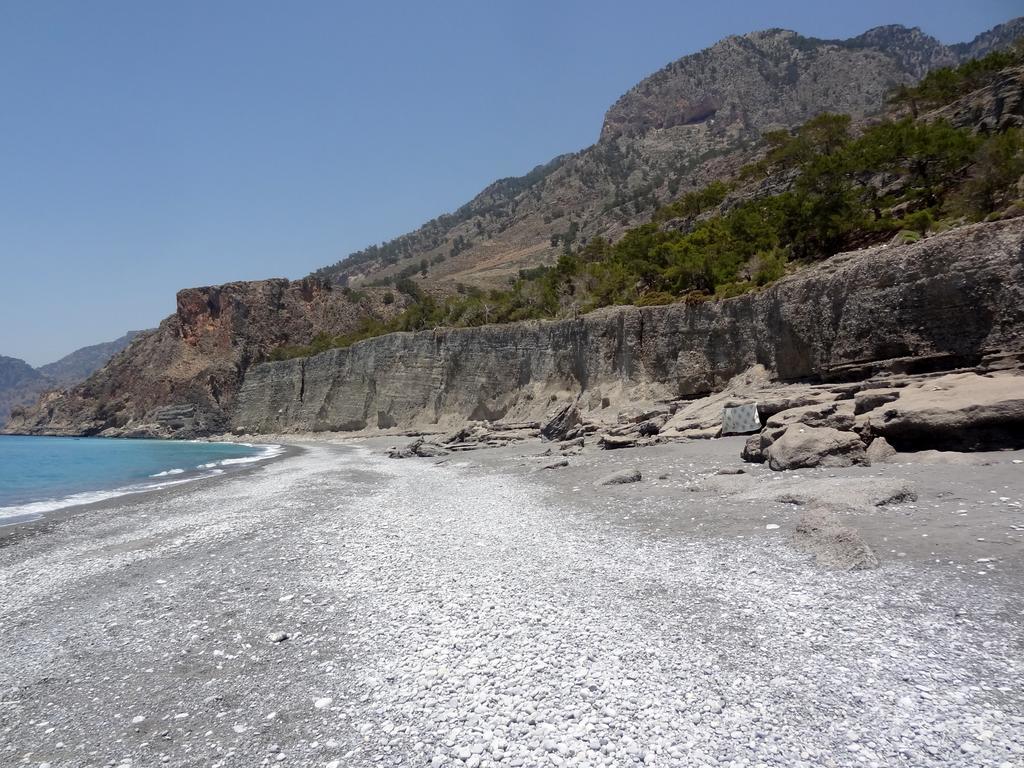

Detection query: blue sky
xmin=1 ymin=0 xmax=1018 ymax=365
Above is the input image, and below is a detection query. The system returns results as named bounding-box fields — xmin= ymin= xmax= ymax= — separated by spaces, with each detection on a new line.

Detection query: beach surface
xmin=1 ymin=437 xmax=1022 ymax=767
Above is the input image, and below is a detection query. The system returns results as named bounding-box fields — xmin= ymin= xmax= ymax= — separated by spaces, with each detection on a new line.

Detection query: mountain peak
xmin=598 ymin=23 xmax=964 ymax=142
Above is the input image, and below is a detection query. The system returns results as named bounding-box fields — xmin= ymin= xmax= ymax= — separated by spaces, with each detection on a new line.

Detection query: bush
xmin=901 ymin=209 xmax=933 ymax=235
xmin=277 ymin=63 xmax=1022 ymax=361
xmin=753 ymin=249 xmax=788 ymax=286
xmin=635 ymin=291 xmax=676 ymax=306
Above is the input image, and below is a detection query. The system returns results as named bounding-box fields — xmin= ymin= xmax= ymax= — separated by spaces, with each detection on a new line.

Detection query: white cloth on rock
xmin=722 ymin=403 xmax=761 ymax=435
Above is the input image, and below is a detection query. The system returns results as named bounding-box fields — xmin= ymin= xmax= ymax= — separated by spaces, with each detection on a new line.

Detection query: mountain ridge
xmin=0 ymin=331 xmax=142 ymax=423
xmin=314 ymin=18 xmax=1023 ymax=294
xmin=7 ymin=16 xmax=1024 ymax=438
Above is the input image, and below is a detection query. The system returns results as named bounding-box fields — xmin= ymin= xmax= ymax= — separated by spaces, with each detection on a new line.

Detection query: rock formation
xmin=7 ymin=19 xmax=1024 ymax=439
xmin=228 ymin=219 xmax=1024 ymax=436
xmin=0 ymin=356 xmax=46 ymax=425
xmin=315 ymin=20 xmax=1024 ymax=293
xmin=5 ymin=279 xmax=401 ymax=437
xmin=0 ymin=332 xmax=140 ymax=423
xmin=925 ymin=65 xmax=1024 ymax=132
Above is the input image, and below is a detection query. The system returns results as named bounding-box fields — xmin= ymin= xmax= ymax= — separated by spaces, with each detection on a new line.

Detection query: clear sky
xmin=1 ymin=0 xmax=1018 ymax=365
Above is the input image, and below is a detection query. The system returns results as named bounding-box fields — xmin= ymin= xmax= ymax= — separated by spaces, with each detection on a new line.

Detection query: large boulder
xmin=540 ymin=402 xmax=581 ymax=441
xmin=765 ymin=426 xmax=868 ymax=471
xmin=764 ymin=400 xmax=855 ymax=433
xmin=740 ymin=399 xmax=857 ymax=465
xmin=860 ymin=372 xmax=1024 ymax=451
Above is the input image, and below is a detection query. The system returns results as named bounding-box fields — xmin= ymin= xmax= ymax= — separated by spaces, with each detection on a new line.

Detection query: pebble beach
xmin=1 ymin=438 xmax=1022 ymax=767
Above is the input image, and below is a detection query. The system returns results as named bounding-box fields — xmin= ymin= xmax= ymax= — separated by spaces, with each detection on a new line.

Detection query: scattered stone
xmin=866 ymin=436 xmax=897 ymax=464
xmin=267 ymin=631 xmax=290 ymax=643
xmin=741 ymin=433 xmax=767 ymax=463
xmin=637 ymin=420 xmax=661 ymax=437
xmin=387 ymin=439 xmax=449 ymax=459
xmin=542 ymin=458 xmax=569 ymax=470
xmin=314 ymin=697 xmax=333 ymax=709
xmin=597 ymin=468 xmax=642 ymax=486
xmin=598 ymin=435 xmax=638 ymax=450
xmin=765 ymin=524 xmax=780 ymax=530
xmin=715 ymin=467 xmax=746 ymax=475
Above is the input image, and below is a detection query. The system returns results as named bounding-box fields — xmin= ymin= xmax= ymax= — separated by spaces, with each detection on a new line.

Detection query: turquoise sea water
xmin=0 ymin=435 xmax=282 ymax=522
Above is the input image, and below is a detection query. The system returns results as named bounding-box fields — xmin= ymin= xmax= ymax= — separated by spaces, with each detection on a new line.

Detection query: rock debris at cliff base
xmin=1 ymin=441 xmax=1022 ymax=767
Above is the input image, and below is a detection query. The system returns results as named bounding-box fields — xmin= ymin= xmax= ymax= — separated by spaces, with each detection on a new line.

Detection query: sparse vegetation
xmin=273 ymin=54 xmax=1024 ymax=361
xmin=890 ymin=40 xmax=1024 ymax=116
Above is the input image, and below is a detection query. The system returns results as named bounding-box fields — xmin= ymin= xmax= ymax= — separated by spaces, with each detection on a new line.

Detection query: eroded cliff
xmin=231 ymin=219 xmax=1024 ymax=435
xmin=6 ymin=278 xmax=401 ymax=437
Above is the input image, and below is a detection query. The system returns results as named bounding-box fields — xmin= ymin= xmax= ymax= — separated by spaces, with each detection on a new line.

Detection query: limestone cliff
xmin=5 ymin=279 xmax=401 ymax=437
xmin=231 ymin=219 xmax=1024 ymax=435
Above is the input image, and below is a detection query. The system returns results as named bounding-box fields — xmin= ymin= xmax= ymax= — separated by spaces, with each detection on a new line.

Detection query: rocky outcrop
xmin=925 ymin=65 xmax=1024 ymax=133
xmin=5 ymin=279 xmax=400 ymax=438
xmin=764 ymin=426 xmax=868 ymax=471
xmin=857 ymin=372 xmax=1024 ymax=451
xmin=0 ymin=332 xmax=141 ymax=423
xmin=739 ymin=369 xmax=1024 ymax=468
xmin=0 ymin=356 xmax=46 ymax=424
xmin=231 ymin=219 xmax=1024 ymax=436
xmin=316 ymin=21 xmax=1023 ymax=293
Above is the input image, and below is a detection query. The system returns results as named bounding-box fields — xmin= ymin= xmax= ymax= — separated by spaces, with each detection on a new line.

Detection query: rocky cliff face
xmin=5 ymin=279 xmax=401 ymax=437
xmin=925 ymin=65 xmax=1024 ymax=132
xmin=316 ymin=19 xmax=1024 ymax=292
xmin=10 ymin=19 xmax=1024 ymax=440
xmin=0 ymin=357 xmax=46 ymax=424
xmin=0 ymin=332 xmax=141 ymax=423
xmin=232 ymin=219 xmax=1024 ymax=435
xmin=35 ymin=331 xmax=142 ymax=388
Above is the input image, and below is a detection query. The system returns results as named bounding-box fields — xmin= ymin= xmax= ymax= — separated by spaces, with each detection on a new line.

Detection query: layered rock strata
xmin=231 ymin=219 xmax=1024 ymax=436
xmin=6 ymin=278 xmax=397 ymax=437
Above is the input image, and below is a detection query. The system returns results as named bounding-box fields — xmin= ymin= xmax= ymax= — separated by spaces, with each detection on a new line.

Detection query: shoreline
xmin=0 ymin=437 xmax=1020 ymax=766
xmin=0 ymin=441 xmax=304 ymax=546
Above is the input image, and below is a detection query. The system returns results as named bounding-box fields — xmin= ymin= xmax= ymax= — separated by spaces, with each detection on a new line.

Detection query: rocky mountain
xmin=0 ymin=357 xmax=46 ymax=423
xmin=7 ymin=17 xmax=1024 ymax=439
xmin=36 ymin=331 xmax=142 ymax=388
xmin=0 ymin=332 xmax=140 ymax=424
xmin=314 ymin=18 xmax=1024 ymax=292
xmin=4 ymin=279 xmax=404 ymax=437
